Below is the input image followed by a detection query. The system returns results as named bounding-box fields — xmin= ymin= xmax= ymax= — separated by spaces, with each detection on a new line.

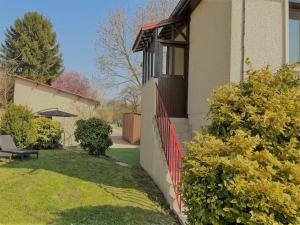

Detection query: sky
xmin=0 ymin=0 xmax=147 ymax=97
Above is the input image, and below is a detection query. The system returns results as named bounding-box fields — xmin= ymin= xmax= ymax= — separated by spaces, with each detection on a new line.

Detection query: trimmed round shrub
xmin=0 ymin=103 xmax=36 ymax=148
xmin=32 ymin=117 xmax=63 ymax=149
xmin=183 ymin=64 xmax=300 ymax=224
xmin=74 ymin=118 xmax=112 ymax=156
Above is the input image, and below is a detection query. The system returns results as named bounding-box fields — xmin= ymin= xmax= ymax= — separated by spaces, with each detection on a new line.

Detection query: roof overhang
xmin=37 ymin=108 xmax=77 ymax=117
xmin=132 ymin=17 xmax=186 ymax=52
xmin=170 ymin=0 xmax=201 ymax=17
xmin=14 ymin=75 xmax=100 ymax=105
xmin=290 ymin=1 xmax=300 ymax=10
xmin=132 ymin=0 xmax=201 ymax=52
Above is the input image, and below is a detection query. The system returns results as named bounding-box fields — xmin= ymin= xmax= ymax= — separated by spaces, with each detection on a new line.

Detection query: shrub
xmin=0 ymin=103 xmax=36 ymax=148
xmin=74 ymin=118 xmax=112 ymax=156
xmin=183 ymin=64 xmax=300 ymax=224
xmin=31 ymin=117 xmax=63 ymax=149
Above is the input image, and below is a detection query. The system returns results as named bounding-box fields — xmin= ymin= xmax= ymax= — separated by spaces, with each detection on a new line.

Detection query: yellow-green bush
xmin=183 ymin=64 xmax=300 ymax=224
xmin=0 ymin=103 xmax=36 ymax=148
xmin=32 ymin=117 xmax=63 ymax=149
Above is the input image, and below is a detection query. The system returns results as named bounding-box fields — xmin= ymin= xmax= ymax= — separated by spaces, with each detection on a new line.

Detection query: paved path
xmin=110 ymin=127 xmax=139 ymax=149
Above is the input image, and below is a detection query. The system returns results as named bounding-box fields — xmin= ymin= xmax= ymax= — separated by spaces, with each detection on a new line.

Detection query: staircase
xmin=155 ymin=84 xmax=188 ymax=214
xmin=171 ymin=118 xmax=192 ymax=152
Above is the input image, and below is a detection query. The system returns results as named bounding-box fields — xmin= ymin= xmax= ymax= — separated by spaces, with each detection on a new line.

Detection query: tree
xmin=51 ymin=71 xmax=97 ymax=99
xmin=0 ymin=68 xmax=14 ymax=107
xmin=0 ymin=56 xmax=20 ymax=106
xmin=97 ymin=0 xmax=179 ymax=112
xmin=120 ymin=85 xmax=140 ymax=113
xmin=0 ymin=12 xmax=63 ymax=84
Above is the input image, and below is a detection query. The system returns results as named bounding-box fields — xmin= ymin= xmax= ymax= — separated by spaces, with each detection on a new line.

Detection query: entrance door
xmin=158 ymin=44 xmax=188 ymax=117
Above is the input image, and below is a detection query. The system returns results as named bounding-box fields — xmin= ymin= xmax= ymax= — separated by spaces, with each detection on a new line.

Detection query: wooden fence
xmin=122 ymin=113 xmax=141 ymax=144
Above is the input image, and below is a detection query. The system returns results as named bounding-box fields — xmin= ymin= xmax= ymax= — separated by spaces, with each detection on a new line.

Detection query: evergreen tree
xmin=0 ymin=12 xmax=63 ymax=84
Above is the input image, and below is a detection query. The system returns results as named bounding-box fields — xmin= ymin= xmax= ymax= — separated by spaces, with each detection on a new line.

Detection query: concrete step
xmin=170 ymin=118 xmax=192 ymax=152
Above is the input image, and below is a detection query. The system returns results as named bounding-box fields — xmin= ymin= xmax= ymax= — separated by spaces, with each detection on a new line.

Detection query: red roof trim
xmin=14 ymin=76 xmax=100 ymax=104
xmin=141 ymin=17 xmax=185 ymax=31
xmin=132 ymin=17 xmax=186 ymax=52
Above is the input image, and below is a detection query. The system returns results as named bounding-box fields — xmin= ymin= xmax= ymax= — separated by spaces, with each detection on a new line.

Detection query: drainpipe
xmin=241 ymin=0 xmax=246 ymax=81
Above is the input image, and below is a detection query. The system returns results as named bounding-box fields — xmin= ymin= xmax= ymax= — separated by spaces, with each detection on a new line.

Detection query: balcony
xmin=133 ymin=17 xmax=189 ymax=118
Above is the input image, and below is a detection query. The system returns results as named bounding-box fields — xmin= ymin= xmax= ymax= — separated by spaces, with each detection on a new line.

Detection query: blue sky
xmin=0 ymin=0 xmax=146 ymax=96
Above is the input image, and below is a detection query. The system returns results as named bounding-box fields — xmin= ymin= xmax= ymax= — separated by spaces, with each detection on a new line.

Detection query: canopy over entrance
xmin=36 ymin=108 xmax=77 ymax=117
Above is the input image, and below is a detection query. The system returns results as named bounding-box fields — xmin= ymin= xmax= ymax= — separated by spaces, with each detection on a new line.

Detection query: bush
xmin=31 ymin=117 xmax=63 ymax=149
xmin=0 ymin=103 xmax=36 ymax=148
xmin=74 ymin=118 xmax=112 ymax=156
xmin=183 ymin=64 xmax=300 ymax=224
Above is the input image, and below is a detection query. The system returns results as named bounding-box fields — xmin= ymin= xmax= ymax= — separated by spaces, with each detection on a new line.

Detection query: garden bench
xmin=0 ymin=135 xmax=39 ymax=160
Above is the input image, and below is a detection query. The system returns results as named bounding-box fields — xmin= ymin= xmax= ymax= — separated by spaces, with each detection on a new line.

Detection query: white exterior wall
xmin=14 ymin=78 xmax=98 ymax=146
xmin=188 ymin=0 xmax=232 ymax=131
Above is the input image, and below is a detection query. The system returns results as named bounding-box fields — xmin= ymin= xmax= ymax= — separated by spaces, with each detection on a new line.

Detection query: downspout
xmin=241 ymin=0 xmax=246 ymax=81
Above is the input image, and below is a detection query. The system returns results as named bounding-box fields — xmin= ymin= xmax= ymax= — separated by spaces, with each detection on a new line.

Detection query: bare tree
xmin=120 ymin=85 xmax=141 ymax=113
xmin=134 ymin=0 xmax=180 ymax=32
xmin=97 ymin=0 xmax=179 ymax=112
xmin=0 ymin=56 xmax=22 ymax=107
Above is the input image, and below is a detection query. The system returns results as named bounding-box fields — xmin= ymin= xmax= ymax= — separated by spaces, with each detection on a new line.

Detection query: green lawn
xmin=107 ymin=148 xmax=140 ymax=166
xmin=0 ymin=149 xmax=177 ymax=225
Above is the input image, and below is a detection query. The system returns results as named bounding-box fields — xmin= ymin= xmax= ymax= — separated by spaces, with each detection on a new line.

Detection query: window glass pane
xmin=168 ymin=47 xmax=173 ymax=74
xmin=152 ymin=53 xmax=155 ymax=77
xmin=290 ymin=10 xmax=300 ymax=63
xmin=143 ymin=51 xmax=146 ymax=83
xmin=162 ymin=46 xmax=167 ymax=75
xmin=174 ymin=47 xmax=185 ymax=76
xmin=147 ymin=51 xmax=151 ymax=80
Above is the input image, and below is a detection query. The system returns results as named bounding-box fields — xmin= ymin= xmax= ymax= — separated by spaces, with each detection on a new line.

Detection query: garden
xmin=0 ymin=104 xmax=178 ymax=225
xmin=0 ymin=149 xmax=177 ymax=225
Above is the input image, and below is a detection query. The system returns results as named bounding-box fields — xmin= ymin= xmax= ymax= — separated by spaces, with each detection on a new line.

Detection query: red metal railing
xmin=155 ymin=84 xmax=183 ymax=211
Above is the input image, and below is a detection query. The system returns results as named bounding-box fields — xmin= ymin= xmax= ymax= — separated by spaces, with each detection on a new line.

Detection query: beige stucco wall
xmin=187 ymin=0 xmax=287 ymax=131
xmin=14 ymin=78 xmax=98 ymax=146
xmin=230 ymin=0 xmax=286 ymax=82
xmin=140 ymin=78 xmax=179 ymax=212
xmin=243 ymin=0 xmax=285 ymax=72
xmin=187 ymin=0 xmax=232 ymax=131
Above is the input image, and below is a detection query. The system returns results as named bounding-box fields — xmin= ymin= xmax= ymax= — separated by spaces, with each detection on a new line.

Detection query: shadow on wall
xmin=51 ymin=205 xmax=176 ymax=225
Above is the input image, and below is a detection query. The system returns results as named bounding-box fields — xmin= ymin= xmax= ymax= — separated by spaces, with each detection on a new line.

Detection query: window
xmin=161 ymin=45 xmax=185 ymax=76
xmin=290 ymin=8 xmax=300 ymax=63
xmin=162 ymin=46 xmax=168 ymax=75
xmin=174 ymin=47 xmax=185 ymax=76
xmin=142 ymin=42 xmax=156 ymax=83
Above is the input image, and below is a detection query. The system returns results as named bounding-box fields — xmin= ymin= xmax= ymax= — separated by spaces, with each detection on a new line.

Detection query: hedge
xmin=183 ymin=63 xmax=300 ymax=224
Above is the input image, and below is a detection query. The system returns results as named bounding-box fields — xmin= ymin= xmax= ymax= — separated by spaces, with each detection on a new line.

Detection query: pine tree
xmin=0 ymin=12 xmax=63 ymax=84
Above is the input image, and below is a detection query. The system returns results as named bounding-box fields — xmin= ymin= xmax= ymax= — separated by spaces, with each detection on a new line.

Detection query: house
xmin=133 ymin=0 xmax=298 ymax=220
xmin=13 ymin=76 xmax=100 ymax=146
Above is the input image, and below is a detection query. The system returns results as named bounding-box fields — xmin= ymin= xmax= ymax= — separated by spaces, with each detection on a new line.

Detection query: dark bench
xmin=1 ymin=150 xmax=38 ymax=160
xmin=0 ymin=152 xmax=12 ymax=160
xmin=0 ymin=135 xmax=39 ymax=160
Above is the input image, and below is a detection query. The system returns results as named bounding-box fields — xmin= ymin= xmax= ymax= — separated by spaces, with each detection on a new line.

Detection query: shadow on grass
xmin=52 ymin=205 xmax=177 ymax=225
xmin=0 ymin=149 xmax=170 ymax=211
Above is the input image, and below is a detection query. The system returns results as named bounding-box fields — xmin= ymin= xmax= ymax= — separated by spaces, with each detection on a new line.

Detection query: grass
xmin=0 ymin=149 xmax=177 ymax=225
xmin=107 ymin=148 xmax=140 ymax=166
